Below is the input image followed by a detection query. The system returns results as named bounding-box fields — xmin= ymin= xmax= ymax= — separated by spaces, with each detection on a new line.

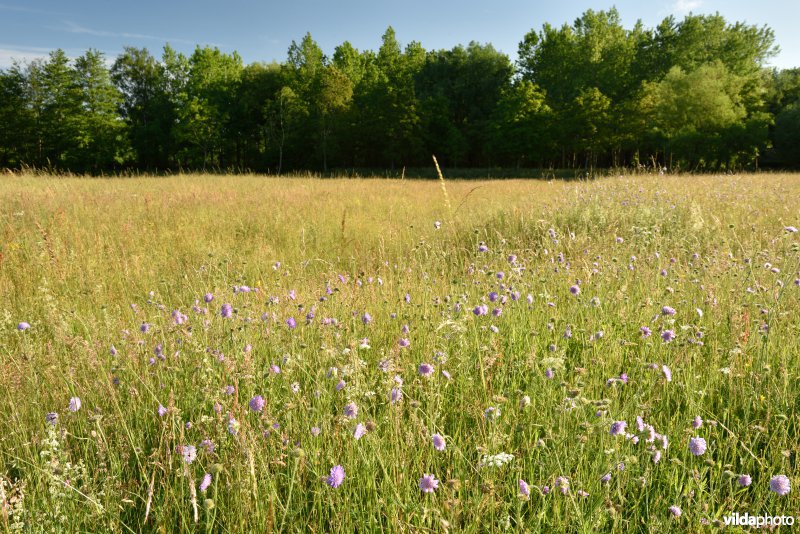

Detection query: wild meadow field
xmin=0 ymin=173 xmax=798 ymax=532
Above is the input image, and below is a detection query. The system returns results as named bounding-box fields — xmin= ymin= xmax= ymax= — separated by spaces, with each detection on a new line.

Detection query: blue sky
xmin=1 ymin=0 xmax=798 ymax=70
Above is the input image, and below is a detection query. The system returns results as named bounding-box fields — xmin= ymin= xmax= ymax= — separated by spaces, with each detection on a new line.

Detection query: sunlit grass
xmin=0 ymin=173 xmax=798 ymax=532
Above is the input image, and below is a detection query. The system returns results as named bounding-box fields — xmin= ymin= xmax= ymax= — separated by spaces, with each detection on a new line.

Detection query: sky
xmin=1 ymin=0 xmax=798 ymax=70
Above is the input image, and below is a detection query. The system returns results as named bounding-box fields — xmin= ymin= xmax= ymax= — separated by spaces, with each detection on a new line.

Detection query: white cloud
xmin=0 ymin=46 xmax=50 ymax=68
xmin=672 ymin=0 xmax=704 ymax=15
xmin=59 ymin=20 xmax=196 ymax=46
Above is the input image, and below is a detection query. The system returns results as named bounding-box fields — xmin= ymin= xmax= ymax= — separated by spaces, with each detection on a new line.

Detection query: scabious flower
xmin=610 ymin=421 xmax=627 ymax=436
xmin=327 ymin=465 xmax=345 ymax=488
xmin=668 ymin=505 xmax=682 ymax=517
xmin=738 ymin=474 xmax=752 ymax=487
xmin=220 ymin=304 xmax=233 ymax=318
xmin=354 ymin=423 xmax=367 ymax=440
xmin=227 ymin=417 xmax=240 ymax=435
xmin=249 ymin=395 xmax=265 ymax=412
xmin=311 ymin=426 xmax=321 ymax=437
xmin=692 ymin=416 xmax=703 ymax=429
xmin=484 ymin=406 xmax=501 ymax=421
xmin=390 ymin=387 xmax=403 ymax=404
xmin=601 ymin=473 xmax=612 ymax=484
xmin=419 ymin=474 xmax=439 ymax=493
xmin=662 ymin=365 xmax=672 ymax=382
xmin=157 ymin=404 xmax=167 ymax=417
xmin=569 ymin=285 xmax=580 ymax=296
xmin=199 ymin=473 xmax=212 ymax=492
xmin=45 ymin=412 xmax=58 ymax=426
xmin=180 ymin=445 xmax=197 ymax=464
xmin=432 ymin=434 xmax=446 ymax=451
xmin=554 ymin=476 xmax=570 ymax=494
xmin=689 ymin=437 xmax=707 ymax=456
xmin=343 ymin=402 xmax=358 ymax=418
xmin=68 ymin=397 xmax=81 ymax=412
xmin=398 ymin=338 xmax=410 ymax=348
xmin=418 ymin=363 xmax=434 ymax=377
xmin=770 ymin=475 xmax=791 ymax=495
xmin=661 ymin=306 xmax=676 ymax=316
xmin=17 ymin=322 xmax=30 ymax=331
xmin=361 ymin=312 xmax=372 ymax=325
xmin=661 ymin=330 xmax=675 ymax=343
xmin=545 ymin=368 xmax=554 ymax=379
xmin=286 ymin=317 xmax=297 ymax=329
xmin=519 ymin=479 xmax=530 ymax=497
xmin=640 ymin=326 xmax=652 ymax=338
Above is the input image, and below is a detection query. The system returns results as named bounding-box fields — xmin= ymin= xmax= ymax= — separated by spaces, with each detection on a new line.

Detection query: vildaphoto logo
xmin=723 ymin=513 xmax=795 ymax=527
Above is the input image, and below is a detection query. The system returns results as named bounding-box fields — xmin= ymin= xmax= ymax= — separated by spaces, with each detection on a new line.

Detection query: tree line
xmin=1 ymin=8 xmax=799 ymax=174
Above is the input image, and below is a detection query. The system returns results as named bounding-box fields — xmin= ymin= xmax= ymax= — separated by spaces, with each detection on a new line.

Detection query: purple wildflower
xmin=661 ymin=330 xmax=675 ymax=342
xmin=220 ymin=304 xmax=233 ymax=318
xmin=569 ymin=285 xmax=580 ymax=296
xmin=432 ymin=434 xmax=446 ymax=451
xmin=17 ymin=322 xmax=30 ymax=331
xmin=157 ymin=404 xmax=167 ymax=417
xmin=610 ymin=421 xmax=627 ymax=436
xmin=692 ymin=416 xmax=703 ymax=429
xmin=688 ymin=437 xmax=707 ymax=456
xmin=180 ymin=445 xmax=197 ymax=464
xmin=419 ymin=474 xmax=439 ymax=493
xmin=398 ymin=338 xmax=410 ymax=348
xmin=418 ymin=363 xmax=434 ymax=377
xmin=662 ymin=365 xmax=672 ymax=382
xmin=343 ymin=402 xmax=358 ymax=418
xmin=640 ymin=326 xmax=652 ymax=337
xmin=738 ymin=474 xmax=752 ymax=487
xmin=519 ymin=479 xmax=530 ymax=497
xmin=45 ymin=412 xmax=58 ymax=426
xmin=199 ymin=473 xmax=212 ymax=492
xmin=327 ymin=465 xmax=345 ymax=488
xmin=354 ymin=423 xmax=367 ymax=440
xmin=668 ymin=505 xmax=682 ymax=517
xmin=68 ymin=397 xmax=81 ymax=412
xmin=770 ymin=475 xmax=791 ymax=495
xmin=661 ymin=306 xmax=676 ymax=316
xmin=249 ymin=395 xmax=265 ymax=412
xmin=286 ymin=317 xmax=297 ymax=329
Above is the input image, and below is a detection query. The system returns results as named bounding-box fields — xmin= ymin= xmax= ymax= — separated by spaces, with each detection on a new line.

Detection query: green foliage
xmin=0 ymin=11 xmax=797 ymax=172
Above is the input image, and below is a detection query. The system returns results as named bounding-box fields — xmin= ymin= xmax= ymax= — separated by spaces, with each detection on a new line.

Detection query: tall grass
xmin=0 ymin=173 xmax=798 ymax=532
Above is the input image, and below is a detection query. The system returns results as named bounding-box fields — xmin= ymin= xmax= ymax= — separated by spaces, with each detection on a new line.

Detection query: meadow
xmin=0 ymin=173 xmax=798 ymax=532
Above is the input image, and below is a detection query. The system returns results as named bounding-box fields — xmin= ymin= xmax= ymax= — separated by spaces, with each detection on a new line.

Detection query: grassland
xmin=1 ymin=173 xmax=799 ymax=532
